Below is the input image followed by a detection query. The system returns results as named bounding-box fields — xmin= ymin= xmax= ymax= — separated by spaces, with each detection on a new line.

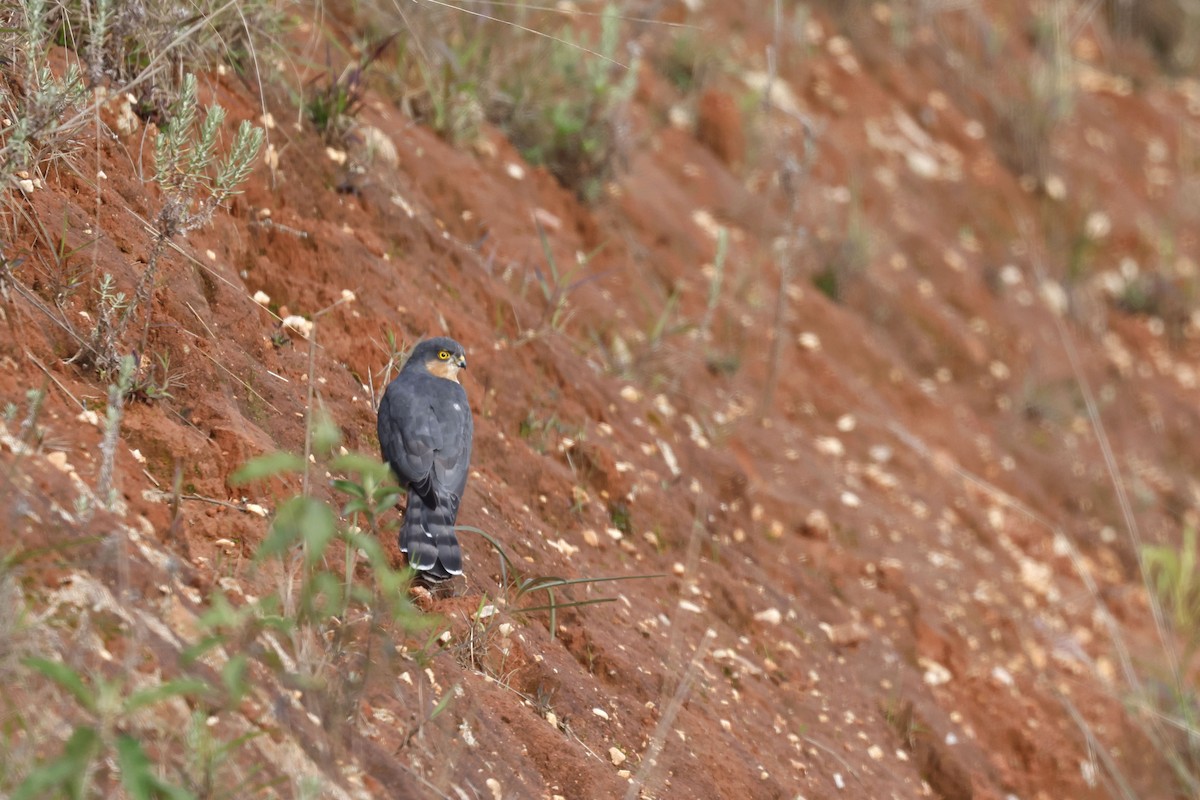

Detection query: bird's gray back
xmin=379 ymin=369 xmax=472 ymax=497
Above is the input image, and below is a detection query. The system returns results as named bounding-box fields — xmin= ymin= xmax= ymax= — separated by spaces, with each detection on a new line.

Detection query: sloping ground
xmin=4 ymin=1 xmax=1200 ymax=798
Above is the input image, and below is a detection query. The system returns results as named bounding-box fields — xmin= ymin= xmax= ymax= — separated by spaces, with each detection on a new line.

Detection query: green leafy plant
xmin=813 ymin=206 xmax=870 ymax=303
xmin=78 ymin=0 xmax=281 ymax=111
xmin=222 ymin=412 xmax=429 ymax=728
xmin=1141 ymin=525 xmax=1200 ymax=786
xmin=74 ymin=74 xmax=263 ymax=376
xmin=404 ymin=24 xmax=491 ymax=144
xmin=518 ymin=223 xmax=602 ymax=342
xmin=456 ymin=524 xmax=662 ymax=641
xmin=304 ymin=37 xmax=394 ymax=141
xmin=495 ymin=4 xmax=640 ymax=200
xmin=127 ymin=353 xmax=186 ymax=403
xmin=96 ymin=353 xmax=136 ymax=510
xmin=232 ymin=445 xmax=417 ymax=627
xmin=14 ymin=657 xmax=206 ymax=800
xmin=1144 ymin=526 xmax=1200 ymax=655
xmin=659 ymin=29 xmax=708 ymax=94
xmin=0 ymin=0 xmax=87 ymax=188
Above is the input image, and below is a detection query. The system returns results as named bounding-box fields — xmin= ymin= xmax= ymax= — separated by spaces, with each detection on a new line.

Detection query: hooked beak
xmin=456 ymin=355 xmax=467 ymax=370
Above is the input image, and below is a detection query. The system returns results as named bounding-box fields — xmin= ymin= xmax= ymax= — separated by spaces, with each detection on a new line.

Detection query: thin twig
xmin=1056 ymin=690 xmax=1140 ymax=800
xmin=802 ymin=734 xmax=864 ymax=785
xmin=624 ymin=628 xmax=716 ymax=800
xmin=143 ymin=488 xmax=262 ymax=513
xmin=414 ymin=0 xmax=630 ymax=68
xmin=1021 ymin=216 xmax=1177 ymax=692
xmin=178 ymin=306 xmax=280 ymax=413
xmin=24 ymin=350 xmax=83 ymax=409
xmin=249 ymin=217 xmax=310 ymax=239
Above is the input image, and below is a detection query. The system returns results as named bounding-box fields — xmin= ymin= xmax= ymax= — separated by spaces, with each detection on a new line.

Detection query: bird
xmin=377 ymin=337 xmax=474 ymax=582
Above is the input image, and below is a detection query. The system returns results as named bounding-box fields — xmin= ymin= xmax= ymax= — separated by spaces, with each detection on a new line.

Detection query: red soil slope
xmin=4 ymin=2 xmax=1200 ymax=798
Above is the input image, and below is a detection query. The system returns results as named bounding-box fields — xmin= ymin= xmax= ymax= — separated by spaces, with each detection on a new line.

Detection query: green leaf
xmin=180 ymin=634 xmax=224 ymax=665
xmin=116 ymin=734 xmax=195 ymax=800
xmin=23 ymin=657 xmax=96 ymax=714
xmin=456 ymin=525 xmax=516 ymax=587
xmin=230 ymin=452 xmax=304 ymax=484
xmin=331 ymin=478 xmax=366 ymax=500
xmin=372 ymin=486 xmax=402 ymax=508
xmin=330 ymin=452 xmax=393 ymax=481
xmin=222 ymin=654 xmax=249 ymax=705
xmin=12 ymin=725 xmax=100 ymax=800
xmin=300 ymin=570 xmax=343 ymax=617
xmin=341 ymin=498 xmax=370 ymax=516
xmin=257 ymin=496 xmax=336 ymax=562
xmin=429 ymin=684 xmax=458 ymax=720
xmin=123 ymin=678 xmax=208 ymax=715
xmin=312 ymin=412 xmax=341 ymax=457
xmin=517 ymin=596 xmax=617 ymax=615
xmin=519 ymin=573 xmax=665 ymax=596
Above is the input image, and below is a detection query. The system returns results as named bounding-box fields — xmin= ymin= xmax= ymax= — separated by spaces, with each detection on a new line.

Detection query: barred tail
xmin=399 ymin=490 xmax=463 ymax=582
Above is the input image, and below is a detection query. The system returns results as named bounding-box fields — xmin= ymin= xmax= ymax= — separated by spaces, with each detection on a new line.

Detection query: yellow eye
xmin=438 ymin=350 xmax=451 ymax=360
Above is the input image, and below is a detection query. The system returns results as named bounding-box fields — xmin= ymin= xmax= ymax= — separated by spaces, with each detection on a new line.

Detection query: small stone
xmin=819 ymin=621 xmax=870 ymax=647
xmin=1085 ymin=210 xmax=1111 ymax=239
xmin=802 ymin=510 xmax=831 ymax=538
xmin=46 ymin=451 xmax=71 ymax=472
xmin=582 ymin=529 xmax=600 ymax=547
xmin=253 ymin=290 xmax=271 ymax=306
xmin=920 ymin=658 xmax=953 ymax=686
xmin=815 ymin=436 xmax=845 ymax=457
xmin=608 ymin=747 xmax=626 ymax=766
xmin=990 ymin=665 xmax=1014 ymax=687
xmin=1044 ymin=173 xmax=1066 ymax=200
xmin=532 ymin=207 xmax=561 ymax=232
xmin=281 ymin=315 xmax=313 ymax=338
xmin=754 ymin=608 xmax=783 ymax=625
xmin=592 ymin=708 xmax=610 ymax=720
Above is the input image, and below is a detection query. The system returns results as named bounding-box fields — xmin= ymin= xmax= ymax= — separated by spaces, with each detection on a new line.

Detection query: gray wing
xmin=429 ymin=382 xmax=473 ymax=499
xmin=378 ymin=376 xmax=441 ymax=504
xmin=378 ymin=374 xmax=473 ymax=502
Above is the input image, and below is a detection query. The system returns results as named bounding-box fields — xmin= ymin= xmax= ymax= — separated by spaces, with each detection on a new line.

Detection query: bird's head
xmin=411 ymin=337 xmax=468 ymax=383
